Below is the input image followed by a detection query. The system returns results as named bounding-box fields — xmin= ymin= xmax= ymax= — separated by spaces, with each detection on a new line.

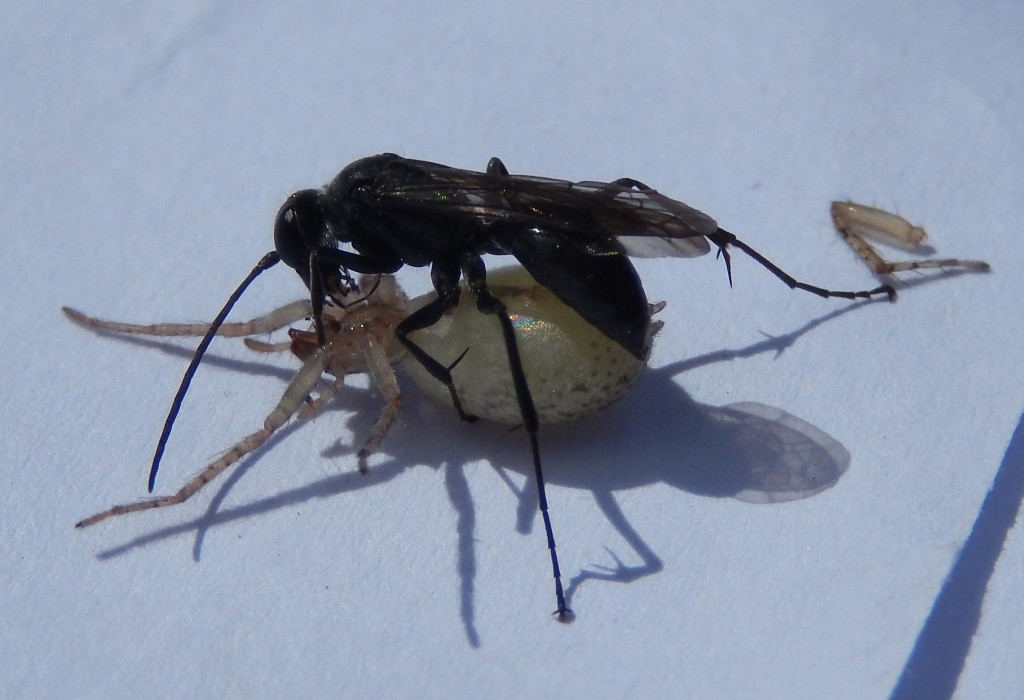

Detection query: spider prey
xmin=69 ymin=267 xmax=662 ymax=528
xmin=66 ymin=275 xmax=407 ymax=527
xmin=73 ymin=154 xmax=902 ymax=621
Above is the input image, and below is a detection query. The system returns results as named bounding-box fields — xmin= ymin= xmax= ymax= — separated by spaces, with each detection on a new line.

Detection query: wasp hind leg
xmin=461 ymin=255 xmax=571 ymax=622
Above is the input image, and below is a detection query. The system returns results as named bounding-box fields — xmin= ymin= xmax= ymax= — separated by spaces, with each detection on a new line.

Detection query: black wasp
xmin=131 ymin=153 xmax=896 ymax=622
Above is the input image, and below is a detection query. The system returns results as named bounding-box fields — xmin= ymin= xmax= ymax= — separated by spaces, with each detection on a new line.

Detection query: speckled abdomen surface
xmin=405 ymin=266 xmax=657 ymax=424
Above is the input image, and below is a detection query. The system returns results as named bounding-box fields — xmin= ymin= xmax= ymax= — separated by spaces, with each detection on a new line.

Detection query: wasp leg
xmin=610 ymin=177 xmax=652 ymax=189
xmin=394 ymin=279 xmax=479 ymax=424
xmin=461 ymin=255 xmax=571 ymax=622
xmin=486 ymin=157 xmax=508 ymax=176
xmin=708 ymin=228 xmax=895 ymax=301
xmin=608 ymin=181 xmax=895 ymax=301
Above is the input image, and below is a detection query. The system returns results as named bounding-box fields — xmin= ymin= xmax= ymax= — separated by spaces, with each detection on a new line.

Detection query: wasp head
xmin=273 ymin=189 xmax=332 ymax=286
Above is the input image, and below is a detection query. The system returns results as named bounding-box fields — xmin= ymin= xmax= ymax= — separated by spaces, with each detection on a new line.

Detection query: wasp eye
xmin=274 ymin=189 xmax=322 ymax=275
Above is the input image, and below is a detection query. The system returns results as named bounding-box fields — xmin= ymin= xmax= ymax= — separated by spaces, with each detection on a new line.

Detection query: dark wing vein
xmin=376 ymin=166 xmax=715 ymax=258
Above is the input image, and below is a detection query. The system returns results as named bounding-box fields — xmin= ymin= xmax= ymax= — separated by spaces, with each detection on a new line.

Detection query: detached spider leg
xmin=830 ymin=201 xmax=991 ymax=277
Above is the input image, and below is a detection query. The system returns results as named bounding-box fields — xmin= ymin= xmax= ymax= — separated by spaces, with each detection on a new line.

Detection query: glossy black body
xmin=276 ymin=153 xmax=664 ymax=359
xmin=142 ymin=154 xmax=893 ymax=621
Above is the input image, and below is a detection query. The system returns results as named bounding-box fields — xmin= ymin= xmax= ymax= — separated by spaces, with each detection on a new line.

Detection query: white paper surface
xmin=2 ymin=2 xmax=1021 ymax=698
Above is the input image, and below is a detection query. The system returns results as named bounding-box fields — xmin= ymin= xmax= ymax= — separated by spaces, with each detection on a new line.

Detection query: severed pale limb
xmin=62 ymin=300 xmax=313 ymax=338
xmin=75 ymin=344 xmax=331 ymax=528
xmin=830 ymin=201 xmax=991 ymax=276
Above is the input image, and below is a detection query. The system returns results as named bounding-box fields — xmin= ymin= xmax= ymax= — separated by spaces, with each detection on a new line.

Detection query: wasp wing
xmin=373 ymin=160 xmax=714 ymax=258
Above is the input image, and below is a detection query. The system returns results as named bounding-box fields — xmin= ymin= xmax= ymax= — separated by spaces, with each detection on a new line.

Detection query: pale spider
xmin=65 ymin=275 xmax=407 ymax=527
xmin=66 ymin=266 xmax=662 ymax=529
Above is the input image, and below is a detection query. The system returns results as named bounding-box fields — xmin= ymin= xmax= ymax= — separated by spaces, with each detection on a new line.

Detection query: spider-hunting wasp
xmin=75 ymin=153 xmax=901 ymax=622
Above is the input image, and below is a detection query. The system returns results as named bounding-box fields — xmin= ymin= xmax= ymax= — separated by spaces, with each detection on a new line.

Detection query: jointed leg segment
xmin=75 ymin=344 xmax=332 ymax=528
xmin=830 ymin=201 xmax=990 ymax=277
xmin=70 ymin=278 xmax=408 ymax=529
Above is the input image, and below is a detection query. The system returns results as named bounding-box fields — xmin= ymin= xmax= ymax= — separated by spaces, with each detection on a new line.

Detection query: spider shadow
xmin=334 ymin=296 xmax=879 ymax=641
xmin=89 ymin=295 xmax=881 ymax=647
xmin=399 ymin=297 xmax=875 ymax=620
xmin=91 ymin=400 xmax=411 ymax=563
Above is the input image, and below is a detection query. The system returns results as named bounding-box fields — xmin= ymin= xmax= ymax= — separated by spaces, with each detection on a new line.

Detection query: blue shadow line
xmin=890 ymin=407 xmax=1024 ymax=699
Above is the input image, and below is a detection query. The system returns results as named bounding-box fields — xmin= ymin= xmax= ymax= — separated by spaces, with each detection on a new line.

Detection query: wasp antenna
xmin=710 ymin=230 xmax=893 ymax=301
xmin=148 ymin=251 xmax=281 ymax=492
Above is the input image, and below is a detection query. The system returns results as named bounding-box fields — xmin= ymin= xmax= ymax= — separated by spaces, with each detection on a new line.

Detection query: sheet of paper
xmin=2 ymin=3 xmax=1020 ymax=698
